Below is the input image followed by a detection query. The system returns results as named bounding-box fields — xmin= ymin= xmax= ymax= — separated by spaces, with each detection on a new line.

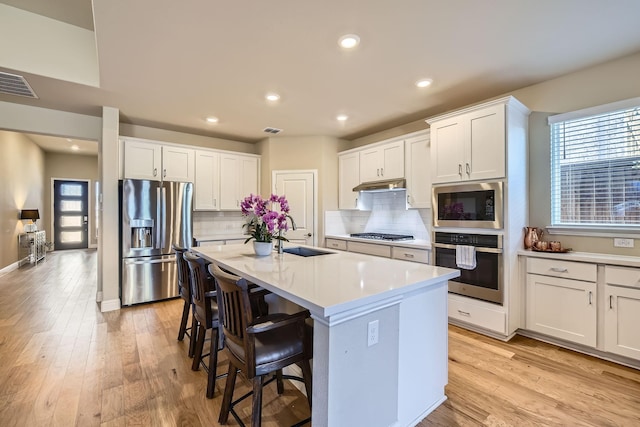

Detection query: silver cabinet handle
xmin=153 ymin=168 xmax=157 ymax=177
xmin=380 ymin=167 xmax=384 ymax=176
xmin=588 ymin=291 xmax=592 ymax=305
xmin=163 ymin=169 xmax=167 ymax=178
xmin=376 ymin=168 xmax=380 ymax=177
xmin=550 ymin=267 xmax=568 ymax=273
xmin=355 ymin=197 xmax=358 ymax=208
xmin=609 ymin=295 xmax=613 ymax=309
xmin=458 ymin=164 xmax=462 ymax=176
xmin=403 ymin=253 xmax=415 ymax=258
xmin=214 ymin=199 xmax=217 ymax=207
xmin=457 ymin=310 xmax=471 ymax=317
xmin=466 ymin=163 xmax=470 ymax=176
xmin=407 ymin=194 xmax=410 ymax=205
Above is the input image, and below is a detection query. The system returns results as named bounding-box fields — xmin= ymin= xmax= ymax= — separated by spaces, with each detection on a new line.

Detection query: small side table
xmin=18 ymin=231 xmax=46 ymax=266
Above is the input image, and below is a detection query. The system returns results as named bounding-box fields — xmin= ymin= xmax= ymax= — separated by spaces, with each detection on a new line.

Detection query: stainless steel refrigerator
xmin=120 ymin=179 xmax=193 ymax=306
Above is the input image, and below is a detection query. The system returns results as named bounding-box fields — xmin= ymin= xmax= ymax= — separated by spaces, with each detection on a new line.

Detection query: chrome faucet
xmin=277 ymin=215 xmax=297 ymax=254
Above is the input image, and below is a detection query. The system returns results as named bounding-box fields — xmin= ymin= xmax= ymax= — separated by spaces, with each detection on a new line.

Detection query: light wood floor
xmin=0 ymin=250 xmax=638 ymax=426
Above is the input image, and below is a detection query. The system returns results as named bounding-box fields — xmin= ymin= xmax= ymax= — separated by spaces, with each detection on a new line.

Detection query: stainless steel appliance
xmin=432 ymin=181 xmax=503 ymax=229
xmin=433 ymin=232 xmax=503 ymax=304
xmin=349 ymin=232 xmax=414 ymax=241
xmin=120 ymin=179 xmax=193 ymax=305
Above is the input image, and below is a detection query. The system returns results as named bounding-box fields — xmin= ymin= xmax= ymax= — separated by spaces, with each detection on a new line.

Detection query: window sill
xmin=546 ymin=225 xmax=640 ymax=238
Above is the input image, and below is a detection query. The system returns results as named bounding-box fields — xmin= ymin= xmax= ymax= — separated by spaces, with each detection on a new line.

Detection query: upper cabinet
xmin=194 ymin=150 xmax=220 ymax=211
xmin=219 ymin=152 xmax=260 ymax=210
xmin=123 ymin=138 xmax=194 ymax=183
xmin=427 ymin=96 xmax=528 ymax=184
xmin=338 ymin=151 xmax=360 ymax=210
xmin=359 ymin=139 xmax=404 ymax=183
xmin=405 ymin=131 xmax=431 ymax=209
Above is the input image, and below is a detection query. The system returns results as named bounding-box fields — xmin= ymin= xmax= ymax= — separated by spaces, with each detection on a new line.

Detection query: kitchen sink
xmin=282 ymin=247 xmax=334 ymax=257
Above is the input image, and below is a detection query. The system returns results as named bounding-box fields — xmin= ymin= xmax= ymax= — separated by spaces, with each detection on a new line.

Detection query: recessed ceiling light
xmin=416 ymin=78 xmax=433 ymax=88
xmin=338 ymin=34 xmax=360 ymax=49
xmin=266 ymin=93 xmax=280 ymax=102
xmin=70 ymin=144 xmax=79 ymax=151
xmin=337 ymin=114 xmax=349 ymax=121
xmin=206 ymin=116 xmax=219 ymax=124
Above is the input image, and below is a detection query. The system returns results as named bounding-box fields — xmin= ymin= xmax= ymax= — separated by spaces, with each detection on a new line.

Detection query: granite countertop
xmin=518 ymin=249 xmax=640 ymax=268
xmin=193 ymin=244 xmax=456 ymax=317
xmin=325 ymin=234 xmax=432 ymax=250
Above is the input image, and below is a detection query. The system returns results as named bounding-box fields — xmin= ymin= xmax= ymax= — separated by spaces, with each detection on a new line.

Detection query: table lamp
xmin=20 ymin=209 xmax=39 ymax=232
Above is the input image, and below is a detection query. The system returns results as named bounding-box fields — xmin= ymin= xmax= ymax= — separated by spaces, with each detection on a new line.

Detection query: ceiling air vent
xmin=263 ymin=127 xmax=282 ymax=134
xmin=0 ymin=72 xmax=38 ymax=98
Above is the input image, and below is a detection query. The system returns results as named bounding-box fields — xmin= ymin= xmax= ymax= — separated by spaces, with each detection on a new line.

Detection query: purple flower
xmin=241 ymin=193 xmax=293 ymax=243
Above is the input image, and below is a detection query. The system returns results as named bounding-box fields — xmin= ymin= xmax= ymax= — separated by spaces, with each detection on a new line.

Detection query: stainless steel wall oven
xmin=433 ymin=232 xmax=503 ymax=304
xmin=432 ymin=181 xmax=503 ymax=229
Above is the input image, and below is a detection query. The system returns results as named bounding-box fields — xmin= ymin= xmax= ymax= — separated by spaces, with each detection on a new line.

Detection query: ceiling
xmin=2 ymin=0 xmax=640 ymax=144
xmin=25 ymin=133 xmax=97 ymax=154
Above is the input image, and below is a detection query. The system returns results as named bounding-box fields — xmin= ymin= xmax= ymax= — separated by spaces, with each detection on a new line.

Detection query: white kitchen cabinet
xmin=428 ymin=98 xmax=525 ymax=184
xmin=123 ymin=138 xmax=194 ymax=182
xmin=525 ymin=258 xmax=597 ymax=347
xmin=219 ymin=152 xmax=259 ymax=210
xmin=359 ymin=139 xmax=404 ymax=183
xmin=338 ymin=151 xmax=360 ymax=210
xmin=448 ymin=293 xmax=506 ymax=335
xmin=348 ymin=241 xmax=392 ymax=258
xmin=604 ymin=266 xmax=640 ymax=360
xmin=326 ymin=238 xmax=347 ymax=251
xmin=404 ymin=131 xmax=431 ymax=209
xmin=194 ymin=150 xmax=220 ymax=210
xmin=391 ymin=246 xmax=430 ymax=264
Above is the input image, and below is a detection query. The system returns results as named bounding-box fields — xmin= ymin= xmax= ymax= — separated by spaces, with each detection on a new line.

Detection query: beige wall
xmin=0 ymin=130 xmax=45 ymax=270
xmin=44 ymin=153 xmax=99 ymax=248
xmin=257 ymin=136 xmax=346 ymax=242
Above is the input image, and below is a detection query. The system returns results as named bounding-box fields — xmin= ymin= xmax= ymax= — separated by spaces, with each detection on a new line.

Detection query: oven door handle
xmin=432 ymin=242 xmax=503 ymax=254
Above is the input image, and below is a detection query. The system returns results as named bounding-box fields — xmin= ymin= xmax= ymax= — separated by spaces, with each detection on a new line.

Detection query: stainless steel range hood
xmin=353 ymin=178 xmax=406 ymax=192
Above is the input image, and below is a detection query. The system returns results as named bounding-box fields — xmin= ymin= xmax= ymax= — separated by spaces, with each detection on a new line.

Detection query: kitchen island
xmin=193 ymin=244 xmax=460 ymax=427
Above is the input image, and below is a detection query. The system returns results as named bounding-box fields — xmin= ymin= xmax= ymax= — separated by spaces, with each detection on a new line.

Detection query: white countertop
xmin=325 ymin=234 xmax=432 ymax=250
xmin=518 ymin=249 xmax=640 ymax=267
xmin=193 ymin=244 xmax=457 ymax=318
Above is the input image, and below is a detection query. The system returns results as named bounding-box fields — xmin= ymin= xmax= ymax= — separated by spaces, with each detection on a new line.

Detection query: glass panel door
xmin=54 ymin=180 xmax=89 ymax=250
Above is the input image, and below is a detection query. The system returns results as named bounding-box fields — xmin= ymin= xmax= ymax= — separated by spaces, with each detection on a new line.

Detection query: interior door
xmin=273 ymin=170 xmax=316 ymax=246
xmin=53 ymin=179 xmax=89 ymax=250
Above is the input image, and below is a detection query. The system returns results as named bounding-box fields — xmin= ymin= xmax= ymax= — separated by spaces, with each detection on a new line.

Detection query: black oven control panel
xmin=434 ymin=232 xmax=500 ymax=248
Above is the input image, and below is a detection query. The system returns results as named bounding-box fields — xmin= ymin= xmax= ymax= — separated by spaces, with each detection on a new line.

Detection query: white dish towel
xmin=456 ymin=245 xmax=477 ymax=270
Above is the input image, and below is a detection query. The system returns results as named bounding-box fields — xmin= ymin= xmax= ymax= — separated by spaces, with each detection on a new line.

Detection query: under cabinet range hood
xmin=353 ymin=178 xmax=406 ymax=192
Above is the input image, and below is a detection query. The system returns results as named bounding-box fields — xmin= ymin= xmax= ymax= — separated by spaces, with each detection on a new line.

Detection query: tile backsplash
xmin=193 ymin=211 xmax=246 ymax=237
xmin=325 ymin=191 xmax=431 ymax=241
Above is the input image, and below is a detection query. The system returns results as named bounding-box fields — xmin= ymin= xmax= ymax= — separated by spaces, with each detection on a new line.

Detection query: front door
xmin=53 ymin=180 xmax=89 ymax=250
xmin=273 ymin=170 xmax=316 ymax=246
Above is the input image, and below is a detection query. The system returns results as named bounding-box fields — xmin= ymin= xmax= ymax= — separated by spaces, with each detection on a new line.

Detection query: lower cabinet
xmin=325 ymin=237 xmax=429 ymax=264
xmin=448 ymin=293 xmax=506 ymax=335
xmin=604 ymin=266 xmax=640 ymax=359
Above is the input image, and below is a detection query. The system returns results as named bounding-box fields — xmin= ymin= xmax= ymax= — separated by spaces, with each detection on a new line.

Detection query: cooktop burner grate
xmin=349 ymin=233 xmax=414 ymax=241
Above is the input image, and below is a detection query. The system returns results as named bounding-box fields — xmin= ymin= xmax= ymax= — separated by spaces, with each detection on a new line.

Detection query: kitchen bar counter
xmin=193 ymin=244 xmax=459 ymax=427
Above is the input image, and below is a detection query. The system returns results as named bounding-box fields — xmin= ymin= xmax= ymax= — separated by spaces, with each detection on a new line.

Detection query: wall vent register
xmin=350 ymin=233 xmax=414 ymax=241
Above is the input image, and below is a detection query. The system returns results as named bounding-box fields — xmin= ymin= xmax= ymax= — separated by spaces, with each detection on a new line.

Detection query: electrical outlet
xmin=367 ymin=320 xmax=379 ymax=347
xmin=614 ymin=238 xmax=634 ymax=248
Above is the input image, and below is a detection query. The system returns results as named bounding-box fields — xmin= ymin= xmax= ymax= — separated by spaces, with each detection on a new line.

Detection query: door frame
xmin=50 ymin=177 xmax=95 ymax=250
xmin=272 ymin=169 xmax=318 ymax=247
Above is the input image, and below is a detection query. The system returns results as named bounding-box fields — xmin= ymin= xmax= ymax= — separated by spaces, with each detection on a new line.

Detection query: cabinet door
xmin=194 ymin=150 xmax=220 ymax=210
xmin=605 ymin=285 xmax=640 ymax=360
xmin=466 ymin=104 xmax=505 ymax=181
xmin=162 ymin=145 xmax=194 ymax=182
xmin=339 ymin=152 xmax=360 ymax=209
xmin=124 ymin=140 xmax=162 ymax=181
xmin=359 ymin=147 xmax=383 ymax=183
xmin=430 ymin=118 xmax=465 ymax=184
xmin=405 ymin=134 xmax=430 ymax=208
xmin=239 ymin=155 xmax=259 ymax=201
xmin=219 ymin=153 xmax=240 ymax=210
xmin=526 ymin=274 xmax=596 ymax=346
xmin=380 ymin=140 xmax=404 ymax=179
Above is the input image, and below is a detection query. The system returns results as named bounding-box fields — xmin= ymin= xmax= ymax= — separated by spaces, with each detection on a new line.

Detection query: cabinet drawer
xmin=326 ymin=238 xmax=347 ymax=251
xmin=391 ymin=247 xmax=430 ymax=264
xmin=448 ymin=296 xmax=506 ymax=334
xmin=527 ymin=258 xmax=596 ymax=282
xmin=605 ymin=265 xmax=640 ymax=288
xmin=348 ymin=241 xmax=391 ymax=258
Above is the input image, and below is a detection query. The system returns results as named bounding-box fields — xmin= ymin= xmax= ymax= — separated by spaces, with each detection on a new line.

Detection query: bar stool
xmin=173 ymin=244 xmax=196 ymax=357
xmin=210 ymin=263 xmax=312 ymax=427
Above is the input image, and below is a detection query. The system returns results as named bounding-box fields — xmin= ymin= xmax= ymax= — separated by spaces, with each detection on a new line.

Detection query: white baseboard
xmin=96 ymin=290 xmax=103 ymax=302
xmin=100 ymin=298 xmax=121 ymax=312
xmin=0 ymin=261 xmax=20 ymax=277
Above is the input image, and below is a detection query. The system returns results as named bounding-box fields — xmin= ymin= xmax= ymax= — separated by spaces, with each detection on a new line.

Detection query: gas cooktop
xmin=349 ymin=233 xmax=414 ymax=241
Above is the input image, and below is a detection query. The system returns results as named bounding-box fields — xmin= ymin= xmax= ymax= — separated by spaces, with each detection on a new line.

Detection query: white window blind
xmin=550 ymin=99 xmax=640 ymax=227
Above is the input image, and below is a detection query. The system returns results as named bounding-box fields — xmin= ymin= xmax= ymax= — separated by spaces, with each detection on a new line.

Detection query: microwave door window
xmin=438 ymin=190 xmax=495 ymax=221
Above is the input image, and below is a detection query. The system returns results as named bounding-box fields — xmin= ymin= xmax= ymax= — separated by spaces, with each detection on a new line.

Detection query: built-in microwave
xmin=432 ymin=181 xmax=503 ymax=229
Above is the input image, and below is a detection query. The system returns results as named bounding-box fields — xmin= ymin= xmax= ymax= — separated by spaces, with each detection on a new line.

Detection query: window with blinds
xmin=549 ymin=98 xmax=640 ymax=227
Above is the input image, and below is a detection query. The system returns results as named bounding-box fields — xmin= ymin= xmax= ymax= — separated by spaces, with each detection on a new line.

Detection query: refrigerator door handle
xmin=162 ymin=186 xmax=167 ymax=250
xmin=125 ymin=256 xmax=175 ymax=265
xmin=156 ymin=186 xmax=162 ymax=249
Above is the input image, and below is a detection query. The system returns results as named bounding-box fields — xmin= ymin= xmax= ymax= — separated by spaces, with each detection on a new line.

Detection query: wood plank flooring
xmin=0 ymin=250 xmax=639 ymax=426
